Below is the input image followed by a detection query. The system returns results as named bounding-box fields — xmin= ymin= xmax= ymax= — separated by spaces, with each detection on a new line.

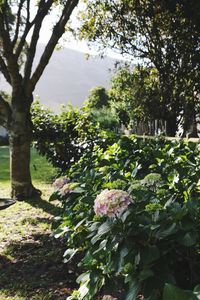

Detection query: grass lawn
xmin=0 ymin=146 xmax=58 ymax=186
xmin=0 ymin=146 xmax=77 ymax=300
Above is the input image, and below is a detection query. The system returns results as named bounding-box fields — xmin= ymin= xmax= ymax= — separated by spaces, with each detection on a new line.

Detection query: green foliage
xmin=31 ymin=101 xmax=118 ymax=172
xmin=163 ymin=283 xmax=200 ymax=300
xmin=109 ymin=66 xmax=161 ymax=126
xmin=84 ymin=86 xmax=110 ymax=110
xmin=50 ymin=136 xmax=200 ymax=299
xmin=32 ymin=101 xmax=94 ymax=172
xmin=86 ymin=107 xmax=120 ymax=132
xmin=83 ymin=86 xmax=121 ymax=132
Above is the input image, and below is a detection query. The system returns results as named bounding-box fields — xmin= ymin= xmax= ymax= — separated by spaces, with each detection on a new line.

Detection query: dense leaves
xmin=109 ymin=66 xmax=162 ymax=127
xmin=83 ymin=86 xmax=110 ymax=110
xmin=83 ymin=86 xmax=120 ymax=132
xmin=50 ymin=135 xmax=200 ymax=299
xmin=32 ymin=101 xmax=118 ymax=172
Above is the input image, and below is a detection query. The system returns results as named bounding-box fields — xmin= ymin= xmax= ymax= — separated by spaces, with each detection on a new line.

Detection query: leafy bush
xmin=50 ymin=136 xmax=200 ymax=299
xmin=86 ymin=107 xmax=120 ymax=132
xmin=31 ymin=101 xmax=118 ymax=172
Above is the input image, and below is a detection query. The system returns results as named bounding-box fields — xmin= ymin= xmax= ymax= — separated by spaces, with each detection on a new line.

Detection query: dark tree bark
xmin=9 ymin=128 xmax=34 ymax=199
xmin=182 ymin=115 xmax=198 ymax=138
xmin=165 ymin=114 xmax=178 ymax=137
xmin=8 ymin=93 xmax=39 ymax=199
xmin=182 ymin=101 xmax=198 ymax=137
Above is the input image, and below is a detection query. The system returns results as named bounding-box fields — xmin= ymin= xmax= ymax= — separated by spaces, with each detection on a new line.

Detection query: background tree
xmin=83 ymin=86 xmax=109 ymax=110
xmin=79 ymin=0 xmax=200 ymax=136
xmin=0 ymin=0 xmax=79 ymax=199
xmin=109 ymin=66 xmax=161 ymax=129
xmin=83 ymin=86 xmax=120 ymax=131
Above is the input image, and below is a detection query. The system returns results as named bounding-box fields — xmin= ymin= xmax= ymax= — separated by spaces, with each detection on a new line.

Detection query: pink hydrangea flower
xmin=53 ymin=176 xmax=70 ymax=190
xmin=59 ymin=182 xmax=79 ymax=197
xmin=94 ymin=189 xmax=131 ymax=217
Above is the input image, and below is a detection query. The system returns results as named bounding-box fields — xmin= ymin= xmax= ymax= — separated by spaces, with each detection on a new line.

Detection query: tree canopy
xmin=79 ymin=0 xmax=200 ymax=136
xmin=109 ymin=66 xmax=161 ymax=125
xmin=84 ymin=86 xmax=109 ymax=110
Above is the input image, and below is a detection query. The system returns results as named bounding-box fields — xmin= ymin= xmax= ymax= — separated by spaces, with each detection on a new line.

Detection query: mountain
xmin=0 ymin=45 xmax=118 ymax=112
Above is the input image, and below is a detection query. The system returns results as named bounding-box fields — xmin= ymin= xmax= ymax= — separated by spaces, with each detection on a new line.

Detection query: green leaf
xmin=74 ymin=218 xmax=86 ymax=230
xmin=178 ymin=232 xmax=197 ymax=247
xmin=49 ymin=191 xmax=59 ymax=201
xmin=140 ymin=245 xmax=160 ymax=265
xmin=139 ymin=268 xmax=154 ymax=281
xmin=89 ymin=221 xmax=101 ymax=232
xmin=54 ymin=226 xmax=70 ymax=238
xmin=163 ymin=283 xmax=197 ymax=300
xmin=155 ymin=223 xmax=177 ymax=239
xmin=93 ymin=239 xmax=107 ymax=255
xmin=91 ymin=221 xmax=111 ymax=244
xmin=131 ymin=164 xmax=140 ymax=178
xmin=125 ymin=279 xmax=140 ymax=300
xmin=194 ymin=285 xmax=200 ymax=300
xmin=117 ymin=246 xmax=129 ymax=273
xmin=88 ymin=272 xmax=105 ymax=298
xmin=63 ymin=248 xmax=78 ymax=263
xmin=79 ymin=283 xmax=89 ymax=299
xmin=121 ymin=209 xmax=131 ymax=223
xmin=194 ymin=285 xmax=200 ymax=293
xmin=98 ymin=221 xmax=111 ymax=235
xmin=73 ymin=187 xmax=85 ymax=194
xmin=77 ymin=272 xmax=90 ymax=284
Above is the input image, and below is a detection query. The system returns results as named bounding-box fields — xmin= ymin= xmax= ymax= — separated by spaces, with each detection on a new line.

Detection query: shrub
xmin=50 ymin=136 xmax=200 ymax=299
xmin=86 ymin=107 xmax=120 ymax=132
xmin=31 ymin=101 xmax=118 ymax=172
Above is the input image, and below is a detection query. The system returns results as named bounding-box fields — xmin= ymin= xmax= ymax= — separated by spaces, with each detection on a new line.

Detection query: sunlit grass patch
xmin=0 ymin=147 xmax=71 ymax=299
xmin=0 ymin=146 xmax=58 ymax=184
xmin=0 ymin=183 xmax=73 ymax=300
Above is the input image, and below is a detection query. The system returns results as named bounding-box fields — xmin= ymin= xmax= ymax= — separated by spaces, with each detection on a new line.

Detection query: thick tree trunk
xmin=182 ymin=110 xmax=198 ymax=138
xmin=9 ymin=100 xmax=40 ymax=199
xmin=188 ymin=117 xmax=198 ymax=138
xmin=166 ymin=114 xmax=177 ymax=137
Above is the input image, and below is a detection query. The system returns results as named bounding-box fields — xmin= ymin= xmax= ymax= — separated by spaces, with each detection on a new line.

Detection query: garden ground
xmin=0 ymin=147 xmax=78 ymax=300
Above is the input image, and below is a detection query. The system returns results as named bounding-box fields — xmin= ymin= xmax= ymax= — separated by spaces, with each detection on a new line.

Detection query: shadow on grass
xmin=0 ymin=232 xmax=78 ymax=300
xmin=25 ymin=195 xmax=62 ymax=216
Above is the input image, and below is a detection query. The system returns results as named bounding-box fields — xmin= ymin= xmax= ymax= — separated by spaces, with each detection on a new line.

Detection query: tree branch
xmin=23 ymin=0 xmax=54 ymax=84
xmin=29 ymin=0 xmax=79 ymax=92
xmin=15 ymin=0 xmax=31 ymax=59
xmin=12 ymin=0 xmax=26 ymax=48
xmin=3 ymin=0 xmax=11 ymax=35
xmin=0 ymin=11 xmax=22 ymax=91
xmin=0 ymin=94 xmax=11 ymax=128
xmin=0 ymin=54 xmax=11 ymax=84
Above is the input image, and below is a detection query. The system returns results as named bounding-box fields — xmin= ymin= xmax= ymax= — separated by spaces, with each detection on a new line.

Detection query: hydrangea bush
xmin=53 ymin=176 xmax=70 ymax=190
xmin=51 ymin=177 xmax=81 ymax=202
xmin=94 ymin=189 xmax=131 ymax=217
xmin=50 ymin=137 xmax=200 ymax=300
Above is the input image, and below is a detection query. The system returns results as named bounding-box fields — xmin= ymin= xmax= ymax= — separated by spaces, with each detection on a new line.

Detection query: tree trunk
xmin=9 ymin=100 xmax=40 ymax=199
xmin=182 ymin=108 xmax=198 ymax=138
xmin=166 ymin=114 xmax=177 ymax=137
